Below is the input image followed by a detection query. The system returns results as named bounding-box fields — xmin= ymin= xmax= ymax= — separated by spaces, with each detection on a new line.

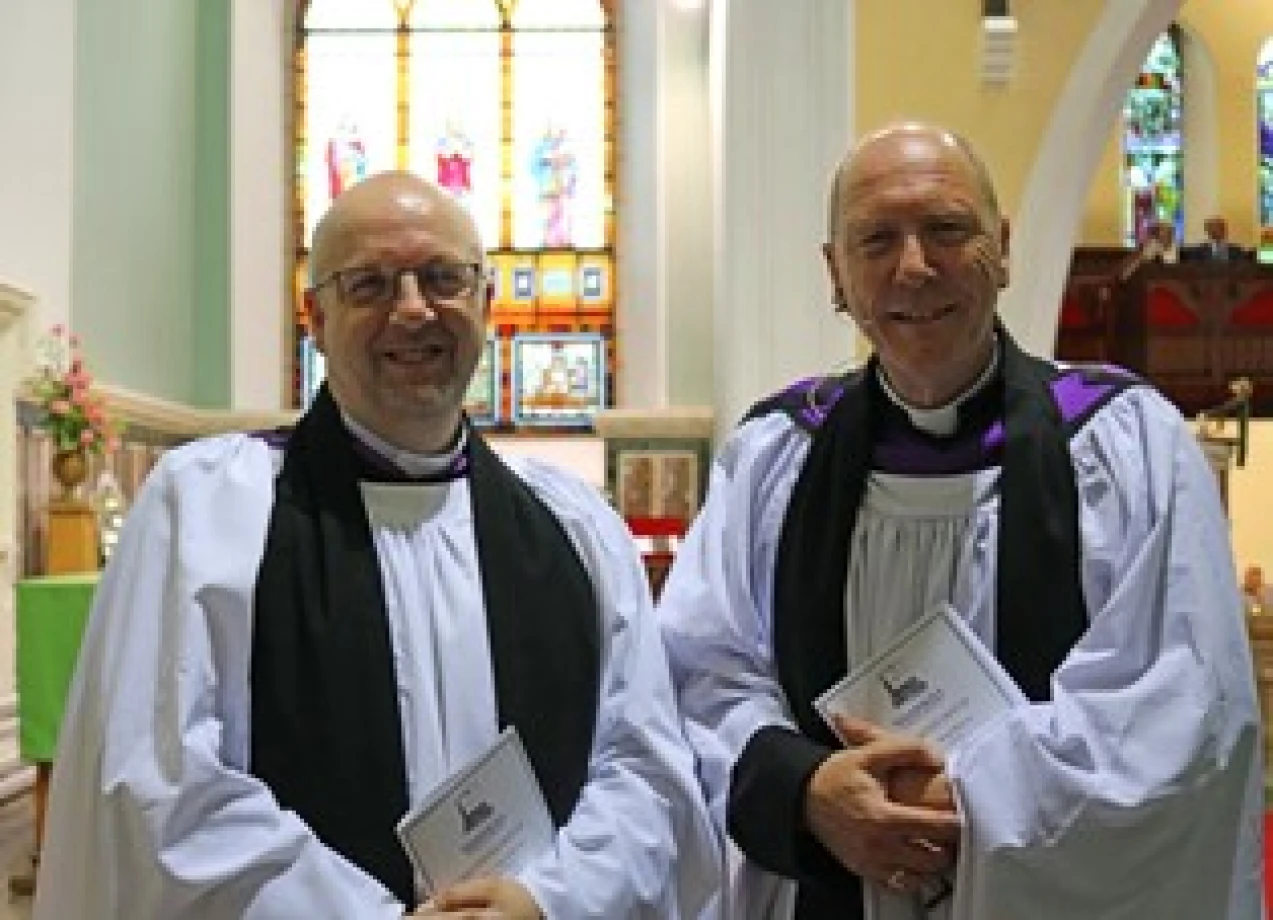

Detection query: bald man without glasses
xmin=658 ymin=123 xmax=1262 ymax=920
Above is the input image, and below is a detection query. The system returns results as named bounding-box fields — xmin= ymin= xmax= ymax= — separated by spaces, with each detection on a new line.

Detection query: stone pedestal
xmin=593 ymin=407 xmax=714 ymax=597
xmin=46 ymin=500 xmax=99 ymax=575
xmin=593 ymin=407 xmax=715 ymax=515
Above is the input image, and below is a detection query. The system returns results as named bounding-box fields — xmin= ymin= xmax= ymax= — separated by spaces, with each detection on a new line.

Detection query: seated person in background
xmin=1179 ymin=215 xmax=1254 ymax=262
xmin=34 ymin=171 xmax=720 ymax=919
xmin=1118 ymin=218 xmax=1177 ymax=280
xmin=1139 ymin=218 xmax=1178 ymax=264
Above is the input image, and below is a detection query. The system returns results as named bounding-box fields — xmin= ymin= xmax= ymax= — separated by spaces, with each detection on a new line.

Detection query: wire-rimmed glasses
xmin=311 ymin=261 xmax=485 ymax=309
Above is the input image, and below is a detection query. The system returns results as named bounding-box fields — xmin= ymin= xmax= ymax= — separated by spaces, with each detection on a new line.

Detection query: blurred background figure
xmin=1180 ymin=216 xmax=1254 ymax=262
xmin=1243 ymin=564 xmax=1272 ymax=615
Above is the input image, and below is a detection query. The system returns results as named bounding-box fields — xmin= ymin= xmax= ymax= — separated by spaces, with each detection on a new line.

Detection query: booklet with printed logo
xmin=396 ymin=726 xmax=554 ymax=897
xmin=814 ymin=604 xmax=1028 ymax=750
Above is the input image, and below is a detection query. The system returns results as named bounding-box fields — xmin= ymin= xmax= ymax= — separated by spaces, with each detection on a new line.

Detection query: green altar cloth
xmin=16 ymin=573 xmax=98 ymax=762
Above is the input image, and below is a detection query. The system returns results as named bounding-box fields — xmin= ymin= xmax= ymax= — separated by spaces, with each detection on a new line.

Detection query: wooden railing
xmin=15 ymin=386 xmax=294 ymax=577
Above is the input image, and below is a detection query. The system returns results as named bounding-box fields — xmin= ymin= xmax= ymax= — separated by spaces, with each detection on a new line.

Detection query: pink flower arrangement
xmin=28 ymin=325 xmax=122 ymax=455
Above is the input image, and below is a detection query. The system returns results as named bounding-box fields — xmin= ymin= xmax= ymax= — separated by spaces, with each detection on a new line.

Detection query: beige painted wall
xmin=1082 ymin=0 xmax=1273 ymax=246
xmin=1229 ymin=420 xmax=1273 ymax=574
xmin=855 ymin=0 xmax=1108 ymax=221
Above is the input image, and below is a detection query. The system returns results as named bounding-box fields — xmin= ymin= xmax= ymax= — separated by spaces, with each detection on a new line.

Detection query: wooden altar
xmin=1057 ymin=252 xmax=1273 ymax=416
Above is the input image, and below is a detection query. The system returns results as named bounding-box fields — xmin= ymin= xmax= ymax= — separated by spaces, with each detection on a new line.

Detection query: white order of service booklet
xmin=814 ymin=604 xmax=1028 ymax=749
xmin=396 ymin=726 xmax=555 ymax=897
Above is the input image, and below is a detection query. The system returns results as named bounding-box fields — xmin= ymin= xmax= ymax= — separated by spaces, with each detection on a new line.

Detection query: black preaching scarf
xmin=728 ymin=330 xmax=1102 ymax=918
xmin=249 ymin=385 xmax=600 ymax=906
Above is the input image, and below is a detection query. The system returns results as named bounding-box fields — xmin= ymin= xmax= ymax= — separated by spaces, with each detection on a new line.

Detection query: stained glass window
xmin=1123 ymin=27 xmax=1184 ymax=247
xmin=292 ymin=0 xmax=616 ymax=428
xmin=1258 ymin=39 xmax=1273 ymax=263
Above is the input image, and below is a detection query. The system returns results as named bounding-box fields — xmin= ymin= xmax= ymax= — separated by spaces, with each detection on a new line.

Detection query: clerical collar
xmin=340 ymin=411 xmax=469 ymax=482
xmin=876 ymin=337 xmax=1001 ymax=437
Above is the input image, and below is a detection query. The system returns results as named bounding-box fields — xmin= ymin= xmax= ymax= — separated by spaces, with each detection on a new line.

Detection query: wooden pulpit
xmin=1057 ymin=254 xmax=1273 ymax=417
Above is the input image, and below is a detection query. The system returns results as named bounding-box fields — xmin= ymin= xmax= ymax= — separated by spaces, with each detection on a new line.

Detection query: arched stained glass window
xmin=1257 ymin=38 xmax=1273 ymax=262
xmin=1123 ymin=27 xmax=1184 ymax=247
xmin=292 ymin=0 xmax=617 ymax=429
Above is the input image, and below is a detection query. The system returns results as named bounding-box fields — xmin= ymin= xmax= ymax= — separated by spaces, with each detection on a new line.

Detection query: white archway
xmin=999 ymin=0 xmax=1184 ymax=356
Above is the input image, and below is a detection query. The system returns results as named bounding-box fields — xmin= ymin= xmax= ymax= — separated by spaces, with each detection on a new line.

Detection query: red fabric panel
xmin=1059 ymin=294 xmax=1089 ymax=329
xmin=1146 ymin=287 xmax=1198 ymax=327
xmin=1265 ymin=812 xmax=1272 ymax=910
xmin=1231 ymin=290 xmax=1273 ymax=327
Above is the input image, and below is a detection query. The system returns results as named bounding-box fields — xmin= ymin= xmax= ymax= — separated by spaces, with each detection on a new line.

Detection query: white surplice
xmin=658 ymin=383 xmax=1264 ymax=920
xmin=34 ymin=432 xmax=721 ymax=920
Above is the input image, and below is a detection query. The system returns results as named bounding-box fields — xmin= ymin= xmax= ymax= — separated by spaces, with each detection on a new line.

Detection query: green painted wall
xmin=72 ymin=0 xmax=230 ymax=407
xmin=194 ymin=0 xmax=230 ymax=408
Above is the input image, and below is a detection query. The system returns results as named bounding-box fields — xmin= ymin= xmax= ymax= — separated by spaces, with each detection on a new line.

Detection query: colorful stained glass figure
xmin=408 ymin=0 xmax=501 ymax=247
xmin=511 ymin=1 xmax=606 ymax=249
xmin=529 ymin=124 xmax=580 ymax=247
xmin=302 ymin=32 xmax=397 ymax=246
xmin=1123 ymin=28 xmax=1184 ymax=246
xmin=327 ymin=119 xmax=369 ymax=200
xmin=435 ymin=121 xmax=474 ymax=198
xmin=1258 ymin=39 xmax=1273 ymax=263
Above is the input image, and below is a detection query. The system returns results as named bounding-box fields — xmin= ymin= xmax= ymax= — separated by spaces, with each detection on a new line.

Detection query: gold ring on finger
xmin=910 ymin=837 xmax=944 ymax=854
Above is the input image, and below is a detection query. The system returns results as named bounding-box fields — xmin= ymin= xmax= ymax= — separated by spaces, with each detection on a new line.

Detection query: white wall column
xmin=230 ymin=0 xmax=288 ymax=411
xmin=0 ymin=282 xmax=34 ymax=700
xmin=1180 ymin=26 xmax=1218 ymax=244
xmin=999 ymin=0 xmax=1183 ymax=355
xmin=709 ymin=0 xmax=856 ymax=437
xmin=0 ymin=0 xmax=75 ymax=332
xmin=617 ymin=0 xmax=669 ymax=409
xmin=618 ymin=0 xmax=714 ymax=410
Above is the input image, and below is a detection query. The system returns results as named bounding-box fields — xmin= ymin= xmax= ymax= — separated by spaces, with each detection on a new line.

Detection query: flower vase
xmin=51 ymin=448 xmax=89 ymax=501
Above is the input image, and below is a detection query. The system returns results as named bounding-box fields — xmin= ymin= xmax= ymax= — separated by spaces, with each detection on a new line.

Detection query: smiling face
xmin=823 ymin=126 xmax=1008 ymax=408
xmin=308 ymin=172 xmax=488 ymax=452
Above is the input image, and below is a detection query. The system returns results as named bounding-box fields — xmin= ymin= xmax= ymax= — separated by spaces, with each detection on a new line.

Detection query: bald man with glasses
xmin=35 ymin=172 xmax=721 ymax=920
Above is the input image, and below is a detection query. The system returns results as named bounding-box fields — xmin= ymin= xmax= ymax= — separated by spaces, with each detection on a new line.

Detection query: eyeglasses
xmin=311 ymin=261 xmax=485 ymax=309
